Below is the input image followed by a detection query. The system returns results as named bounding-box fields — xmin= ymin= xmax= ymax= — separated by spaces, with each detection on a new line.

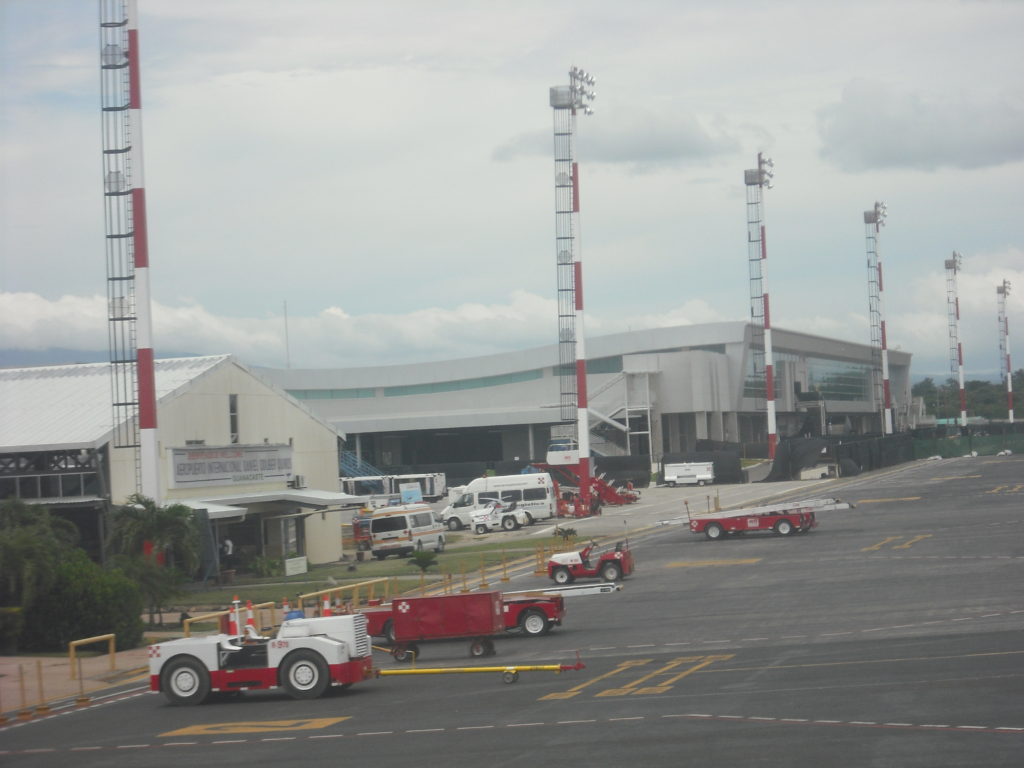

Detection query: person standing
xmin=220 ymin=536 xmax=234 ymax=569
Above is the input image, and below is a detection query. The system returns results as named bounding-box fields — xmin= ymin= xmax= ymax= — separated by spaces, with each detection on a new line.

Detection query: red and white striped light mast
xmin=997 ymin=280 xmax=1013 ymax=424
xmin=550 ymin=66 xmax=595 ymax=510
xmin=744 ymin=153 xmax=777 ymax=457
xmin=99 ymin=0 xmax=160 ymax=502
xmin=945 ymin=252 xmax=967 ymax=429
xmin=864 ymin=201 xmax=893 ymax=434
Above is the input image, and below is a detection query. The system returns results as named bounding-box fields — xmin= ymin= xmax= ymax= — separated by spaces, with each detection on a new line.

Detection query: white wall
xmin=108 ymin=360 xmax=345 ymax=564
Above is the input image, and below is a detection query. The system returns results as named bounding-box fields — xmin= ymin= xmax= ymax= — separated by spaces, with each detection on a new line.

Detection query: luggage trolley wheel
xmin=392 ymin=643 xmax=419 ymax=663
xmin=469 ymin=637 xmax=496 ymax=658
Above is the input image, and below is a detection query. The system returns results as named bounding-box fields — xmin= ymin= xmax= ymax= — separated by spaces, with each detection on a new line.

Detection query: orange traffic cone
xmin=322 ymin=594 xmax=332 ymax=617
xmin=228 ymin=596 xmax=240 ymax=635
xmin=245 ymin=600 xmax=257 ymax=633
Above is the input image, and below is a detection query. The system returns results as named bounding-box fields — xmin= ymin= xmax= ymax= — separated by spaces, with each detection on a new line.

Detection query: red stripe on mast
xmin=137 ymin=347 xmax=157 ymax=429
xmin=131 ymin=188 xmax=149 ymax=268
xmin=127 ymin=29 xmax=142 ymax=109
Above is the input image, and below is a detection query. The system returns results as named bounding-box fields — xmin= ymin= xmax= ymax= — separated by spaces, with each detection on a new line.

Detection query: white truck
xmin=443 ymin=472 xmax=557 ymax=531
xmin=663 ymin=461 xmax=715 ymax=487
xmin=470 ymin=500 xmax=534 ymax=534
xmin=148 ymin=613 xmax=375 ymax=705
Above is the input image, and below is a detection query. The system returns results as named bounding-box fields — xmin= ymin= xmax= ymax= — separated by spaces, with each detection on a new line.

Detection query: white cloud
xmin=818 ymin=80 xmax=1024 ymax=172
xmin=3 ymin=0 xmax=1024 ymax=384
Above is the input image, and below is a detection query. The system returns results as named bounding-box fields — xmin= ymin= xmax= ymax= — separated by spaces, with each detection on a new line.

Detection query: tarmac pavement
xmin=0 ymin=472 xmax=838 ymax=723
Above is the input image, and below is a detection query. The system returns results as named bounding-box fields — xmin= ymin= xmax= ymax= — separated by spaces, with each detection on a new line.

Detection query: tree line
xmin=912 ymin=369 xmax=1023 ymax=422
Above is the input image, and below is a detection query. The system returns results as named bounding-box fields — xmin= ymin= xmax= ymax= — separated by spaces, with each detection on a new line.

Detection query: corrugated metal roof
xmin=0 ymin=355 xmax=230 ymax=452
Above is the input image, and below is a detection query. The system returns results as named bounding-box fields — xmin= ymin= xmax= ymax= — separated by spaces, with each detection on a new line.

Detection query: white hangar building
xmin=0 ymin=355 xmax=361 ymax=570
xmin=257 ymin=322 xmax=913 ymax=472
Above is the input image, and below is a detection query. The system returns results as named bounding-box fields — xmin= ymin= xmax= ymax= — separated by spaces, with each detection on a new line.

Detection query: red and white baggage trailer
xmin=662 ymin=497 xmax=853 ymax=541
xmin=148 ymin=613 xmax=374 ymax=705
xmin=383 ymin=591 xmax=506 ymax=661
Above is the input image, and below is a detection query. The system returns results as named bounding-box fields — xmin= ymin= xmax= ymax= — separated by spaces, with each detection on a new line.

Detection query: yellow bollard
xmin=75 ymin=656 xmax=89 ymax=707
xmin=479 ymin=556 xmax=490 ymax=589
xmin=459 ymin=563 xmax=470 ymax=593
xmin=34 ymin=659 xmax=50 ymax=715
xmin=17 ymin=664 xmax=33 ymax=721
xmin=500 ymin=549 xmax=510 ymax=583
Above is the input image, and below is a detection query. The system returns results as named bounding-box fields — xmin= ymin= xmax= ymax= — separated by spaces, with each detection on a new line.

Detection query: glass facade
xmin=553 ymin=355 xmax=623 ymax=378
xmin=805 ymin=356 xmax=872 ymax=401
xmin=288 ymin=368 xmax=545 ymax=401
xmin=290 ymin=387 xmax=376 ymax=400
xmin=743 ymin=352 xmax=872 ymax=402
xmin=743 ymin=351 xmax=796 ymax=398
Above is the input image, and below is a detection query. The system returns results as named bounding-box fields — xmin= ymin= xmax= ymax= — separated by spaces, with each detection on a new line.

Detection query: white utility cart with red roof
xmin=662 ymin=497 xmax=853 ymax=540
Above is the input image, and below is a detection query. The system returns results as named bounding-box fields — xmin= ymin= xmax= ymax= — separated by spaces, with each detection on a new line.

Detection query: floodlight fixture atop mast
xmin=865 ymin=200 xmax=887 ymax=226
xmin=568 ymin=66 xmax=597 ymax=114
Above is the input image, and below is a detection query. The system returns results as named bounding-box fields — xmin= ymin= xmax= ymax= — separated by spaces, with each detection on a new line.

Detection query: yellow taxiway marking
xmin=598 ymin=654 xmax=735 ymax=696
xmin=161 ymin=717 xmax=350 ymax=737
xmin=893 ymin=534 xmax=932 ymax=549
xmin=539 ymin=659 xmax=651 ymax=700
xmin=864 ymin=534 xmax=932 ymax=551
xmin=862 ymin=536 xmax=902 ymax=552
xmin=667 ymin=558 xmax=762 ymax=568
xmin=856 ymin=497 xmax=921 ymax=504
xmin=986 ymin=484 xmax=1024 ymax=494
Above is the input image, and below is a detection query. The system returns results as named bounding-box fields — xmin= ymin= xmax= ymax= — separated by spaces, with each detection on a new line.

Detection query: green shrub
xmin=20 ymin=550 xmax=144 ymax=652
xmin=251 ymin=555 xmax=284 ymax=578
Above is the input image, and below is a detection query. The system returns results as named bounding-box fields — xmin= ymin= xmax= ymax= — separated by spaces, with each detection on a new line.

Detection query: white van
xmin=369 ymin=503 xmax=445 ymax=560
xmin=442 ymin=473 xmax=556 ymax=531
xmin=663 ymin=462 xmax=715 ymax=487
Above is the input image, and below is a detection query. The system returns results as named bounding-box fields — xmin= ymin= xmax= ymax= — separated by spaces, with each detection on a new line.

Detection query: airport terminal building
xmin=0 ymin=355 xmax=362 ymax=569
xmin=258 ymin=322 xmax=913 ymax=471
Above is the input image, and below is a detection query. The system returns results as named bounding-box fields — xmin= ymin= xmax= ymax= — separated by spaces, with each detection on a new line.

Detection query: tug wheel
xmin=161 ymin=656 xmax=210 ymax=706
xmin=281 ymin=649 xmax=330 ymax=700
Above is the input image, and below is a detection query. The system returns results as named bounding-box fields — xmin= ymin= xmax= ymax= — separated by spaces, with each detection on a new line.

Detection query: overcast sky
xmin=2 ymin=0 xmax=1022 ymax=379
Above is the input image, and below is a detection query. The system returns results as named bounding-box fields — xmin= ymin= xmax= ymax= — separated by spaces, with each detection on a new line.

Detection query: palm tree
xmin=407 ymin=549 xmax=438 ymax=574
xmin=108 ymin=494 xmax=201 ymax=576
